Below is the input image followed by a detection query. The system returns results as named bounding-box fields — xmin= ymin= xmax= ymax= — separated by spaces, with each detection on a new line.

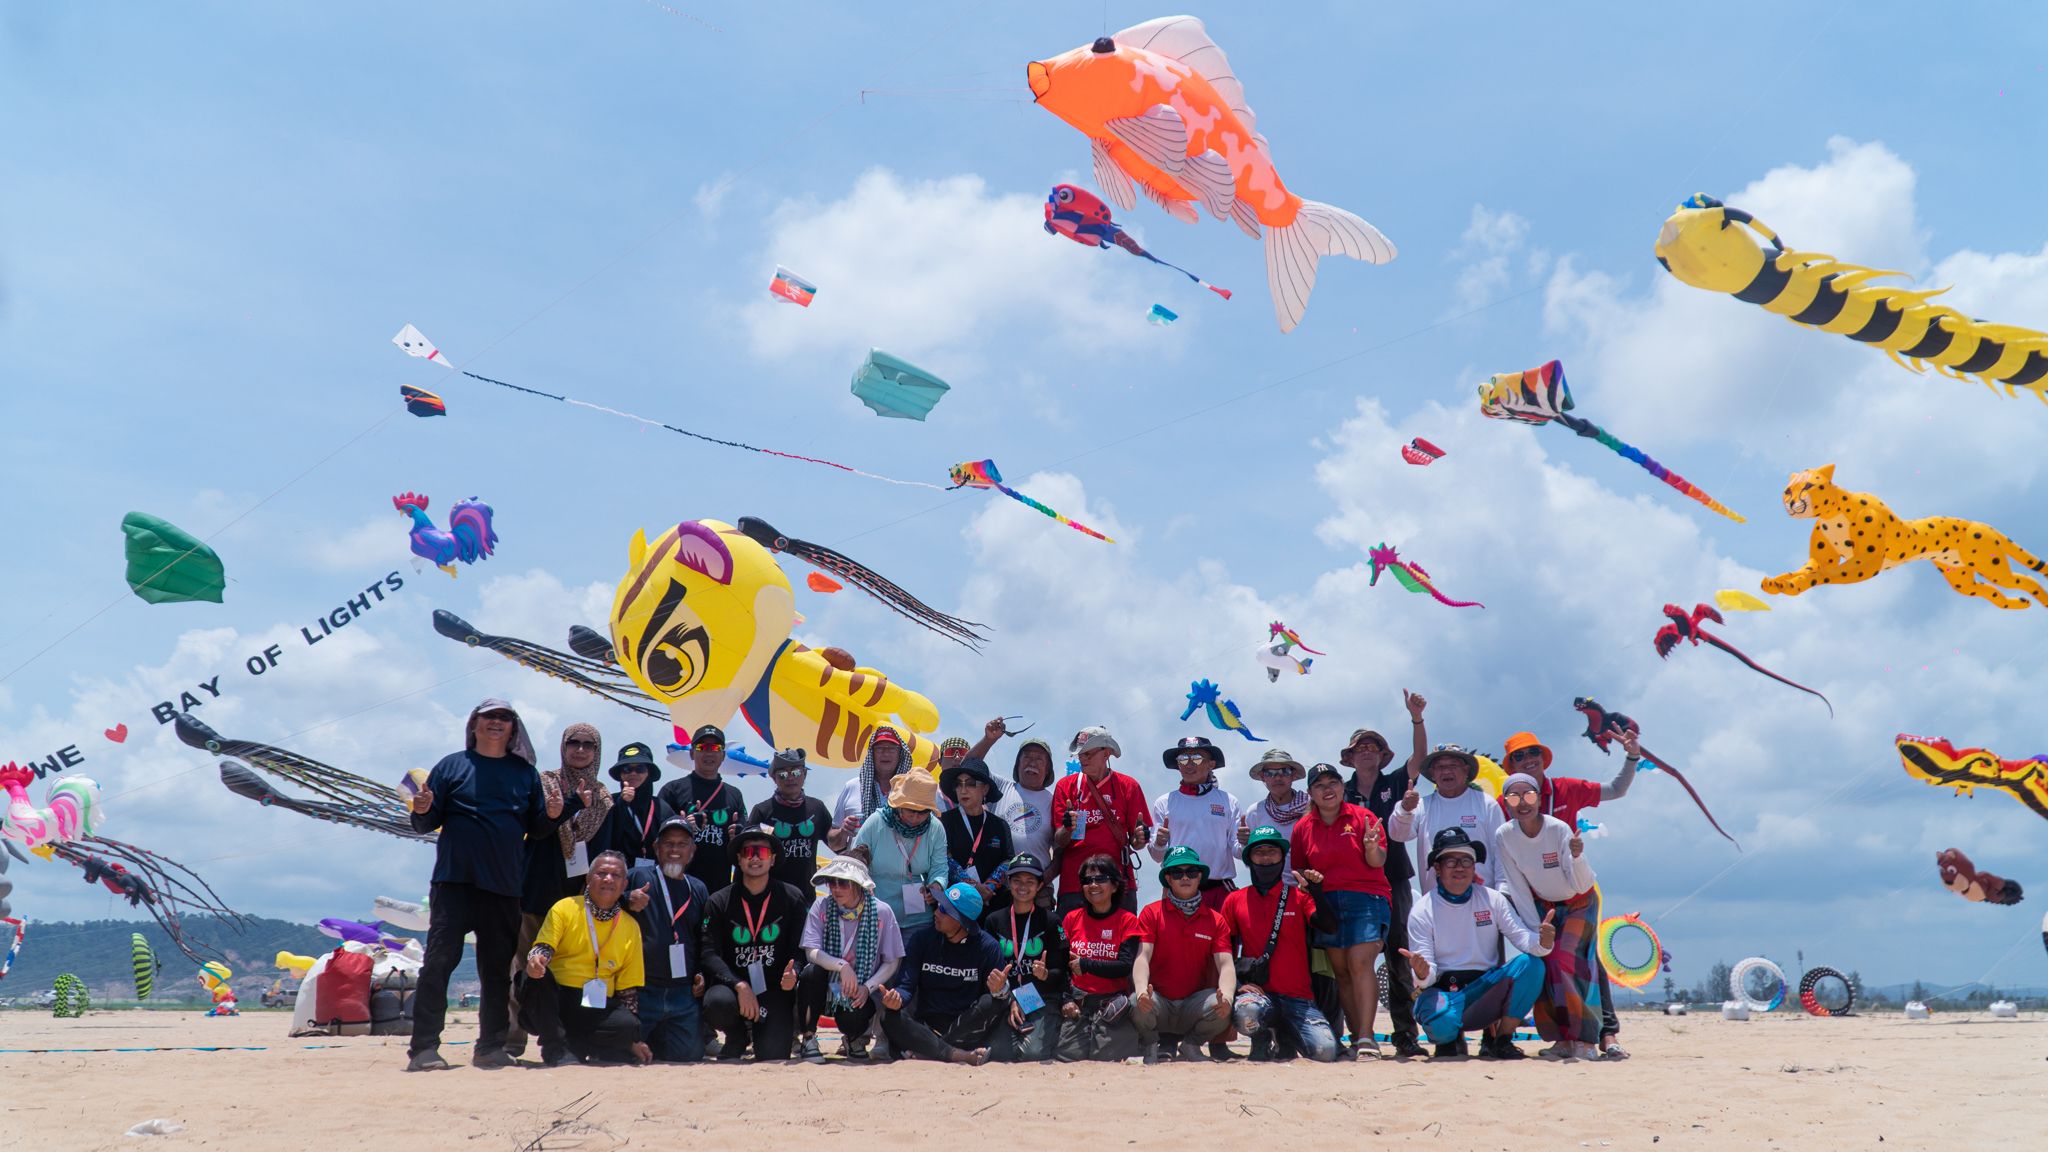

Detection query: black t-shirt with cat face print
xmin=748 ymin=795 xmax=831 ymax=903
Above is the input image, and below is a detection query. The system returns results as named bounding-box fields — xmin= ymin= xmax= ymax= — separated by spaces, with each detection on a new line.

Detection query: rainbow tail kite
xmin=1367 ymin=544 xmax=1483 ymax=609
xmin=1478 ymin=360 xmax=1745 ymax=523
xmin=948 ymin=459 xmax=1114 ymax=542
xmin=1182 ymin=679 xmax=1267 ymax=742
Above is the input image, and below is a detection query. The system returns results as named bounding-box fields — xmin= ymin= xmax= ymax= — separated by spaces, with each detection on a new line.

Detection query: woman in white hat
xmin=796 ymin=855 xmax=904 ymax=1063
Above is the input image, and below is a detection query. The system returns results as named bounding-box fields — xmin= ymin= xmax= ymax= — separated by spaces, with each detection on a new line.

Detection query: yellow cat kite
xmin=1762 ymin=465 xmax=2048 ymax=609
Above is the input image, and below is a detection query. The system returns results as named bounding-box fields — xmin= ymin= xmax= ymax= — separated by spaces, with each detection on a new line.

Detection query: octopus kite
xmin=40 ymin=836 xmax=249 ymax=965
xmin=1937 ymin=847 xmax=2023 ymax=906
xmin=1029 ymin=16 xmax=1394 ymax=332
xmin=609 ymin=518 xmax=955 ymax=771
xmin=1764 ymin=465 xmax=2048 ymax=609
xmin=434 ymin=610 xmax=669 ymax=721
xmin=1572 ymin=697 xmax=1737 ymax=845
xmin=1180 ymin=679 xmax=1265 ymax=742
xmin=1653 ymin=603 xmax=1832 ymax=715
xmin=1367 ymin=544 xmax=1483 ymax=609
xmin=1478 ymin=360 xmax=1745 ymax=522
xmin=1655 ymin=195 xmax=2048 ymax=402
xmin=1045 ymin=184 xmax=1230 ymax=298
xmin=1896 ymin=735 xmax=2048 ymax=822
xmin=173 ymin=713 xmax=425 ymax=839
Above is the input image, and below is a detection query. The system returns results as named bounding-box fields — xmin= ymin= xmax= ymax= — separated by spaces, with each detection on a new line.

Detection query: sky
xmin=4 ymin=1 xmax=2048 ymax=994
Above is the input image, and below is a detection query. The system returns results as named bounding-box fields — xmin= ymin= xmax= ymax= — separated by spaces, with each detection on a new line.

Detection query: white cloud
xmin=1449 ymin=204 xmax=1531 ymax=312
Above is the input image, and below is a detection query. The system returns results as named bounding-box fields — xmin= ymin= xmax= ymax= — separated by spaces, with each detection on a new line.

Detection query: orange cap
xmin=1502 ymin=731 xmax=1552 ymax=770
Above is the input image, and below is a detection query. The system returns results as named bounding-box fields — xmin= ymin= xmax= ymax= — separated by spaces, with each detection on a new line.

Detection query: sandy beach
xmin=1 ymin=1008 xmax=2041 ymax=1151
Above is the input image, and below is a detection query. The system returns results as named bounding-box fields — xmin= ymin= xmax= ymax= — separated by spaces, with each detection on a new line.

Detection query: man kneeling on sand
xmin=520 ymin=851 xmax=652 ymax=1066
xmin=1400 ymin=828 xmax=1553 ymax=1060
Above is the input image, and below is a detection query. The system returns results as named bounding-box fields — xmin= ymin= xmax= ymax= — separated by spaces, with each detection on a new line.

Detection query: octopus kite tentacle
xmin=735 ymin=517 xmax=987 ymax=649
xmin=1367 ymin=543 xmax=1484 ymax=609
xmin=1572 ymin=697 xmax=1738 ymax=846
xmin=431 ymin=609 xmax=670 ymax=721
xmin=1653 ymin=603 xmax=1832 ymax=716
xmin=172 ymin=713 xmax=421 ymax=828
xmin=45 ymin=836 xmax=249 ymax=966
xmin=217 ymin=760 xmax=434 ymax=842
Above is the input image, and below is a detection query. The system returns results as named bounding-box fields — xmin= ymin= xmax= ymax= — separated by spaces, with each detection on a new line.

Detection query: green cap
xmin=1157 ymin=844 xmax=1210 ymax=883
xmin=1240 ymin=825 xmax=1288 ymax=865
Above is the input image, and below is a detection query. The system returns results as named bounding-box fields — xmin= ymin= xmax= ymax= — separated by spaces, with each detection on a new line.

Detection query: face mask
xmin=1249 ymin=861 xmax=1285 ymax=891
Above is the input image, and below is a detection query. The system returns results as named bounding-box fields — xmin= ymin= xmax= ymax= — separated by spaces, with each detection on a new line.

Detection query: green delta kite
xmin=121 ymin=513 xmax=226 ymax=604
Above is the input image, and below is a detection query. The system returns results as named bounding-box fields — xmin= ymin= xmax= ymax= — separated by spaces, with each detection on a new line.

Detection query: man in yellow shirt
xmin=520 ymin=851 xmax=652 ymax=1066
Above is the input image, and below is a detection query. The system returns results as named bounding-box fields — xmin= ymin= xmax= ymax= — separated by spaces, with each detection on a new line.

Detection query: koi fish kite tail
xmin=1265 ymin=200 xmax=1396 ymax=334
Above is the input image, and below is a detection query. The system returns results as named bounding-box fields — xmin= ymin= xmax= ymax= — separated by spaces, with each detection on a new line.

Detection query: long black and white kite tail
xmin=430 ymin=609 xmax=670 ymax=720
xmin=735 ymin=517 xmax=987 ymax=649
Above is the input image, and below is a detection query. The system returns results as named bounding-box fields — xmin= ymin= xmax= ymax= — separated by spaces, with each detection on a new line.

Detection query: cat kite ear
xmin=1816 ymin=464 xmax=1836 ymax=483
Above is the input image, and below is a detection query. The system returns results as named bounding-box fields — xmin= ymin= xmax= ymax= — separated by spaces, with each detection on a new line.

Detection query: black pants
xmin=1381 ymin=880 xmax=1418 ymax=1044
xmin=881 ymin=993 xmax=1006 ymax=1061
xmin=797 ymin=963 xmax=879 ymax=1038
xmin=701 ymin=983 xmax=798 ymax=1060
xmin=1599 ymin=964 xmax=1619 ymax=1040
xmin=411 ymin=881 xmax=521 ymax=1057
xmin=518 ymin=976 xmax=642 ymax=1064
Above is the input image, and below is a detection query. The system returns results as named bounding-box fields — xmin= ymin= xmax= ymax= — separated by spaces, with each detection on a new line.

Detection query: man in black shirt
xmin=406 ymin=698 xmax=582 ymax=1072
xmin=626 ymin=817 xmax=709 ymax=1062
xmin=657 ymin=724 xmax=749 ymax=893
xmin=699 ymin=825 xmax=807 ymax=1061
xmin=746 ymin=748 xmax=831 ymax=906
xmin=1337 ymin=689 xmax=1430 ymax=1059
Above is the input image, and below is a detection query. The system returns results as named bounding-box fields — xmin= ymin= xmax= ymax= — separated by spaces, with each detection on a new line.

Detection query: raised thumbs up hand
xmin=1237 ymin=814 xmax=1250 ymax=845
xmin=781 ymin=960 xmax=798 ymax=991
xmin=627 ymin=883 xmax=651 ymax=912
xmin=1401 ymin=787 xmax=1420 ymax=813
xmin=1153 ymin=815 xmax=1171 ymax=848
xmin=1539 ymin=908 xmax=1557 ymax=949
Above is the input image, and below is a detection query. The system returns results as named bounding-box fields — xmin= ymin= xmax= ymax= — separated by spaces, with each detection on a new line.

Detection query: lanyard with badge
xmin=893 ymin=830 xmax=927 ymax=915
xmin=656 ymin=876 xmax=693 ymax=980
xmin=1007 ymin=907 xmax=1046 ymax=1015
xmin=738 ymin=890 xmax=773 ymax=993
xmin=958 ymin=811 xmax=990 ymax=882
xmin=580 ymin=901 xmax=619 ymax=1009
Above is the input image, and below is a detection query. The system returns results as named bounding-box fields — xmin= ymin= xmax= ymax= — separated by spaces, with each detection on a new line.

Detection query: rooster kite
xmin=1572 ymin=697 xmax=1737 ymax=846
xmin=1653 ymin=603 xmax=1832 ymax=716
xmin=393 ymin=491 xmax=497 ymax=577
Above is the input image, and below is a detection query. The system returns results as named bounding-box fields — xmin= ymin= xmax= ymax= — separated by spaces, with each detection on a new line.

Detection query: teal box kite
xmin=850 ymin=349 xmax=950 ymax=421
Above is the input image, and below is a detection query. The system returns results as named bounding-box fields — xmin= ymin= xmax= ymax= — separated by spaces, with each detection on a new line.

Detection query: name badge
xmin=1071 ymin=812 xmax=1088 ymax=840
xmin=960 ymin=865 xmax=981 ymax=883
xmin=902 ymin=882 xmax=928 ymax=914
xmin=747 ymin=962 xmax=767 ymax=994
xmin=565 ymin=840 xmax=590 ymax=878
xmin=581 ymin=977 xmax=608 ymax=1009
xmin=1013 ymin=983 xmax=1046 ymax=1014
xmin=669 ymin=942 xmax=689 ymax=979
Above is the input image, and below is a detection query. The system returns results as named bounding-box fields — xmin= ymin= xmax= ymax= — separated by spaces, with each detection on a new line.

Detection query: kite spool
xmin=1903 ymin=1000 xmax=1931 ymax=1019
xmin=1989 ymin=1000 xmax=2019 ymax=1018
xmin=1797 ymin=966 xmax=1855 ymax=1017
xmin=1596 ymin=913 xmax=1662 ymax=988
xmin=1720 ymin=1000 xmax=1749 ymax=1021
xmin=1729 ymin=957 xmax=1787 ymax=1013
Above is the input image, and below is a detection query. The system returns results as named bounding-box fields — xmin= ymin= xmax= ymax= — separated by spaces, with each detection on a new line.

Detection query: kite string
xmin=636 ymin=0 xmax=721 ymax=32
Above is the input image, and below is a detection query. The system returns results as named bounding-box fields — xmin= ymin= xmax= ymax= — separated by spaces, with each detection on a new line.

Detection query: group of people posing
xmin=400 ymin=690 xmax=1641 ymax=1070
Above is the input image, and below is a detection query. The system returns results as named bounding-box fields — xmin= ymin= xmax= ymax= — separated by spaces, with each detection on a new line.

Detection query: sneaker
xmin=1208 ymin=1040 xmax=1236 ymax=1061
xmin=1247 ymin=1034 xmax=1273 ymax=1063
xmin=405 ymin=1047 xmax=451 ymax=1072
xmin=1487 ymin=1036 xmax=1528 ymax=1060
xmin=1352 ymin=1039 xmax=1381 ymax=1060
xmin=1142 ymin=1043 xmax=1164 ymax=1066
xmin=800 ymin=1036 xmax=825 ymax=1065
xmin=1391 ymin=1036 xmax=1428 ymax=1059
xmin=1179 ymin=1038 xmax=1210 ymax=1062
xmin=1431 ymin=1038 xmax=1467 ymax=1059
xmin=842 ymin=1036 xmax=869 ymax=1061
xmin=703 ymin=1037 xmax=723 ymax=1058
xmin=716 ymin=1042 xmax=746 ymax=1062
xmin=471 ymin=1048 xmax=517 ymax=1070
xmin=541 ymin=1048 xmax=580 ymax=1069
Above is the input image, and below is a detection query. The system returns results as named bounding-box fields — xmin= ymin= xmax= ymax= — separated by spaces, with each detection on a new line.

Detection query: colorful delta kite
xmin=42 ymin=836 xmax=249 ymax=965
xmin=1896 ymin=735 xmax=2048 ymax=822
xmin=121 ymin=513 xmax=226 ymax=605
xmin=1765 ymin=465 xmax=2048 ymax=609
xmin=1478 ymin=361 xmax=1745 ymax=523
xmin=1653 ymin=603 xmax=1832 ymax=715
xmin=1400 ymin=437 xmax=1445 ymax=466
xmin=0 ymin=763 xmax=100 ymax=851
xmin=1045 ymin=184 xmax=1231 ymax=298
xmin=1147 ymin=304 xmax=1178 ymax=326
xmin=1180 ymin=679 xmax=1266 ymax=742
xmin=1029 ymin=16 xmax=1395 ymax=332
xmin=393 ymin=492 xmax=497 ymax=577
xmin=1572 ymin=697 xmax=1737 ymax=845
xmin=769 ymin=265 xmax=817 ymax=307
xmin=391 ymin=324 xmax=454 ymax=369
xmin=851 ymin=349 xmax=951 ymax=421
xmin=1937 ymin=847 xmax=2023 ymax=906
xmin=609 ymin=518 xmax=967 ymax=771
xmin=1714 ymin=589 xmax=1771 ymax=613
xmin=400 ymin=384 xmax=446 ymax=417
xmin=433 ymin=611 xmax=668 ymax=721
xmin=173 ymin=712 xmax=428 ymax=840
xmin=1367 ymin=543 xmax=1482 ymax=609
xmin=947 ymin=460 xmax=1115 ymax=542
xmin=1655 ymin=195 xmax=2048 ymax=402
xmin=132 ymin=933 xmax=159 ymax=1000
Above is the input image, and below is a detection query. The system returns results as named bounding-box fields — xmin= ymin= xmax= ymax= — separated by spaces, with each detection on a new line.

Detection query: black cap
xmin=691 ymin=724 xmax=726 ymax=746
xmin=655 ymin=815 xmax=697 ymax=840
xmin=609 ymin=741 xmax=661 ymax=782
xmin=1163 ymin=735 xmax=1226 ymax=770
xmin=1305 ymin=762 xmax=1345 ymax=788
xmin=1005 ymin=852 xmax=1046 ymax=878
xmin=1427 ymin=826 xmax=1487 ymax=867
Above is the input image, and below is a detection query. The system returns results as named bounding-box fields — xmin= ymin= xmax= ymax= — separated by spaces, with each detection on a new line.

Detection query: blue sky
xmin=5 ymin=1 xmax=2048 ymax=992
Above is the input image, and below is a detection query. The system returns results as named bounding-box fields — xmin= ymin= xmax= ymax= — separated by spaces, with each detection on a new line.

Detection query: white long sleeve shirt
xmin=1492 ymin=814 xmax=1597 ymax=927
xmin=1406 ymin=884 xmax=1550 ymax=989
xmin=995 ymin=783 xmax=1056 ymax=865
xmin=1387 ymin=785 xmax=1505 ymax=890
xmin=1148 ymin=787 xmax=1243 ymax=881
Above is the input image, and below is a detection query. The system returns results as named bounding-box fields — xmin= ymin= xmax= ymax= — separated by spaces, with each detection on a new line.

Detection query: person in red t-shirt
xmin=1224 ymin=826 xmax=1340 ymax=1062
xmin=1131 ymin=846 xmax=1235 ymax=1063
xmin=1055 ymin=854 xmax=1143 ymax=1062
xmin=1496 ymin=730 xmax=1639 ymax=1059
xmin=1288 ymin=763 xmax=1391 ymax=1058
xmin=1050 ymin=727 xmax=1150 ymax=916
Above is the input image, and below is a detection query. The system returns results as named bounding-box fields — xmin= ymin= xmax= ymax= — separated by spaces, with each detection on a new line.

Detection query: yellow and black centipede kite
xmin=1655 ymin=195 xmax=2048 ymax=402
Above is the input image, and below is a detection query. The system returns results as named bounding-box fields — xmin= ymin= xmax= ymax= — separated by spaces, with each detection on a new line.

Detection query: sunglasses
xmin=1161 ymin=867 xmax=1203 ymax=881
xmin=826 ymin=878 xmax=859 ymax=889
xmin=739 ymin=845 xmax=774 ymax=859
xmin=1439 ymin=855 xmax=1477 ymax=868
xmin=1259 ymin=766 xmax=1294 ymax=778
xmin=695 ymin=742 xmax=725 ymax=752
xmin=618 ymin=765 xmax=649 ymax=774
xmin=1080 ymin=875 xmax=1116 ymax=887
xmin=565 ymin=739 xmax=599 ymax=749
xmin=1504 ymin=789 xmax=1540 ymax=802
xmin=479 ymin=713 xmax=516 ymax=723
xmin=1509 ymin=748 xmax=1544 ymax=761
xmin=772 ymin=769 xmax=806 ymax=780
xmin=1174 ymin=753 xmax=1210 ymax=764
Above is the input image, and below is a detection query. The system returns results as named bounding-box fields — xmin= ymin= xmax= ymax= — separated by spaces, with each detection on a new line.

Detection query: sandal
xmin=1601 ymin=1041 xmax=1630 ymax=1060
xmin=1352 ymin=1039 xmax=1381 ymax=1060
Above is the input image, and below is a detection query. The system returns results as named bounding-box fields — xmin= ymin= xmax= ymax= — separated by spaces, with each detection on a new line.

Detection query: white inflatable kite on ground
xmin=391 ymin=324 xmax=454 ymax=368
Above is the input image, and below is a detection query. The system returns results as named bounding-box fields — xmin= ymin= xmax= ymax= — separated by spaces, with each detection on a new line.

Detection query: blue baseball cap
xmin=934 ymin=881 xmax=984 ymax=924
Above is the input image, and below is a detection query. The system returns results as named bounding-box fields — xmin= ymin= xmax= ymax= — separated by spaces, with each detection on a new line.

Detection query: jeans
xmin=1233 ymin=989 xmax=1339 ymax=1061
xmin=1311 ymin=890 xmax=1391 ymax=949
xmin=1381 ymin=881 xmax=1418 ymax=1045
xmin=701 ymin=983 xmax=798 ymax=1061
xmin=636 ymin=981 xmax=702 ymax=1063
xmin=518 ymin=976 xmax=642 ymax=1064
xmin=1132 ymin=989 xmax=1229 ymax=1049
xmin=411 ymin=881 xmax=521 ymax=1057
xmin=881 ymin=993 xmax=1007 ymax=1061
xmin=1413 ymin=954 xmax=1545 ymax=1045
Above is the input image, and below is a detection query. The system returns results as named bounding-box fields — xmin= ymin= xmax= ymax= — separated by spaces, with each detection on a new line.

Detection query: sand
xmin=1 ymin=1007 xmax=2042 ymax=1151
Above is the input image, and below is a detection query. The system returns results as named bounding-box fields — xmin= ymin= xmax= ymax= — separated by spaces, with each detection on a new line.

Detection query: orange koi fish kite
xmin=1028 ymin=16 xmax=1395 ymax=333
